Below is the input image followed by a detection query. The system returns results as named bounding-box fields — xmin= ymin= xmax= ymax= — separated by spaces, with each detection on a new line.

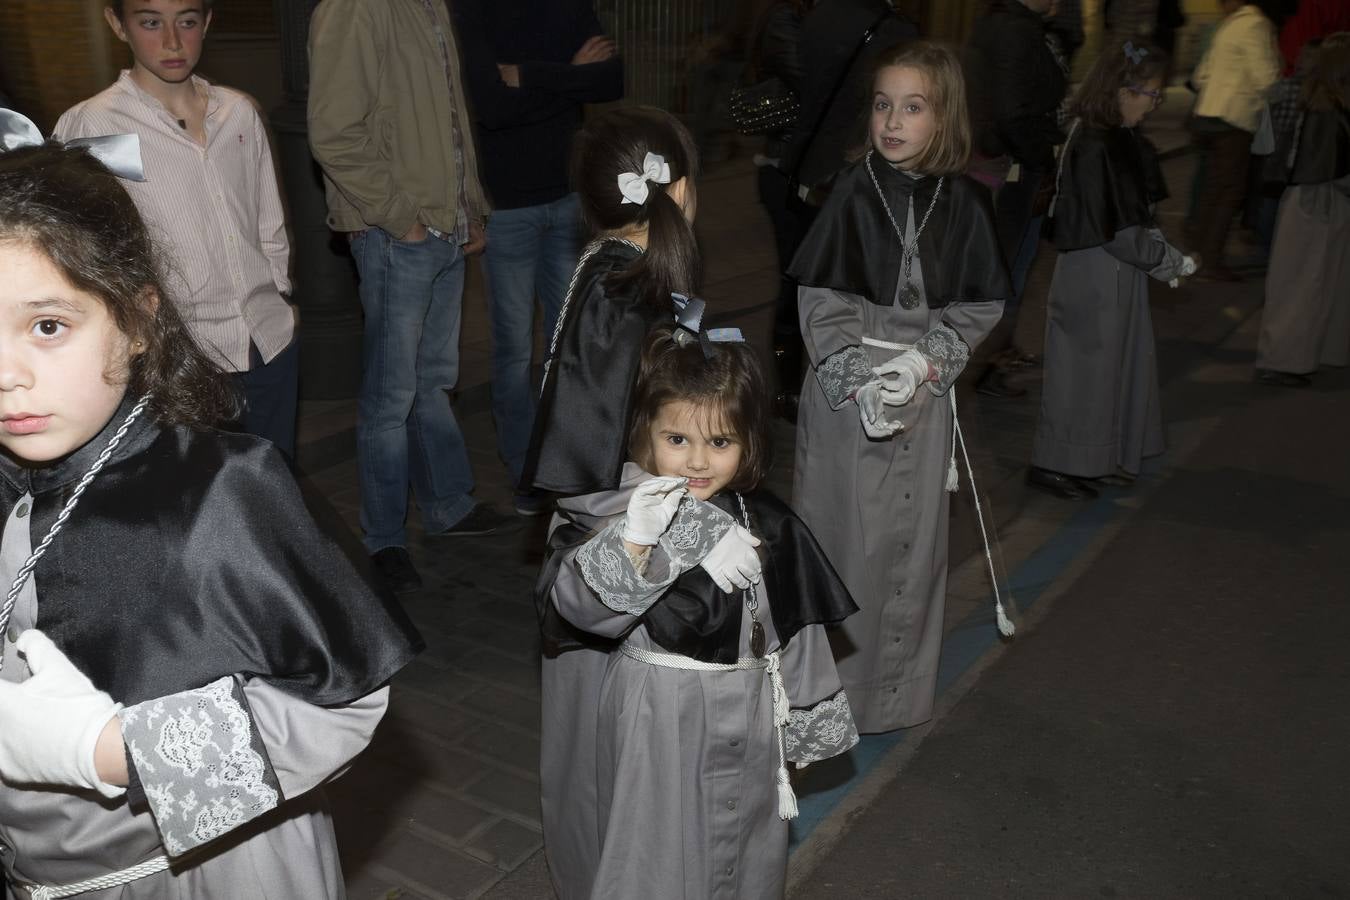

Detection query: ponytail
xmin=571 ymin=107 xmax=702 ymax=309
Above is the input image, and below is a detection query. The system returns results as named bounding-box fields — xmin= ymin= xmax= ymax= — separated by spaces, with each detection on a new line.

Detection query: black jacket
xmin=965 ymin=0 xmax=1066 ymax=169
xmin=452 ymin=0 xmax=624 ymax=210
xmin=782 ymin=0 xmax=919 ymax=187
xmin=0 ymin=395 xmax=422 ymax=706
xmin=520 ymin=242 xmax=669 ymax=495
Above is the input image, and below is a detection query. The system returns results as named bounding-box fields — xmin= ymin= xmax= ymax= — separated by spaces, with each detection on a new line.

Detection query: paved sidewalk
xmin=305 ymin=92 xmax=1216 ymax=899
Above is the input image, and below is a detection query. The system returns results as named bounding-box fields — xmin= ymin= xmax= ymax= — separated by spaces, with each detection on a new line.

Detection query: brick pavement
xmin=301 ymin=90 xmax=1214 ymax=899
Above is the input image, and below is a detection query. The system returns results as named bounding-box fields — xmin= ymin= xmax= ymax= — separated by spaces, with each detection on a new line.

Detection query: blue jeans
xmin=483 ymin=193 xmax=582 ymax=483
xmin=350 ymin=228 xmax=476 ymax=552
xmin=232 ymin=338 xmax=299 ymax=460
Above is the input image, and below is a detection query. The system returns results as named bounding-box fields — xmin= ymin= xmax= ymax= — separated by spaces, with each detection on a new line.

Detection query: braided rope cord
xmin=0 ymin=395 xmax=152 ymax=671
xmin=27 ymin=854 xmax=171 ymax=899
xmin=539 ymin=237 xmax=645 ymax=394
xmin=864 ymin=151 xmax=943 ymax=287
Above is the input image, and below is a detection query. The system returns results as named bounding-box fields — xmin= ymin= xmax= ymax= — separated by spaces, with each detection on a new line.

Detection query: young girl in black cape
xmin=1031 ymin=41 xmax=1196 ymax=498
xmin=788 ymin=42 xmax=1011 ymax=735
xmin=524 ymin=107 xmax=770 ymax=896
xmin=1255 ymin=32 xmax=1350 ymax=387
xmin=0 ymin=131 xmax=420 ymax=896
xmin=539 ymin=326 xmax=858 ymax=899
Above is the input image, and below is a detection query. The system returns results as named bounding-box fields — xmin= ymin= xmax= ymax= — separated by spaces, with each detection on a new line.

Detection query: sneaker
xmin=513 ymin=491 xmax=553 ymax=517
xmin=429 ymin=503 xmax=516 ymax=537
xmin=371 ymin=547 xmax=422 ymax=595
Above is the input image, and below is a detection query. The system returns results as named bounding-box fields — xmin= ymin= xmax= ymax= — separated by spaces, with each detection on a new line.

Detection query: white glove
xmin=0 ymin=630 xmax=124 ymax=797
xmin=1169 ymin=255 xmax=1199 ymax=288
xmin=699 ymin=524 xmax=763 ymax=592
xmin=872 ymin=349 xmax=931 ymax=407
xmin=856 ymin=381 xmax=904 ymax=439
xmin=622 ymin=475 xmax=689 ymax=546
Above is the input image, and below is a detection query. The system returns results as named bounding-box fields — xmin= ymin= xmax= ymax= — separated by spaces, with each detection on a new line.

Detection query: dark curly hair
xmin=628 ymin=326 xmax=772 ymax=493
xmin=0 ymin=143 xmax=238 ymax=427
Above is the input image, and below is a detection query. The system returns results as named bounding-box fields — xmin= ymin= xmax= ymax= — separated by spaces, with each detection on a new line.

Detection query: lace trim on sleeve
xmin=121 ymin=675 xmax=282 ymax=857
xmin=785 ymin=690 xmax=860 ymax=766
xmin=1144 ymin=227 xmax=1188 ymax=282
xmin=576 ymin=494 xmax=736 ymax=616
xmin=815 ymin=345 xmax=874 ymax=409
xmin=576 ymin=520 xmax=674 ymax=615
xmin=916 ymin=323 xmax=971 ymax=396
xmin=660 ymin=494 xmax=735 ymax=572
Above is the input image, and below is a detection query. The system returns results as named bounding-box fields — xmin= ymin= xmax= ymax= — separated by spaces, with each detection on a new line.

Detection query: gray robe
xmin=1033 ymin=225 xmax=1187 ymax=478
xmin=542 ymin=468 xmax=858 ymax=900
xmin=1257 ymin=181 xmax=1350 ymax=374
xmin=792 ymin=223 xmax=1003 ymax=734
xmin=0 ymin=495 xmax=387 ymax=899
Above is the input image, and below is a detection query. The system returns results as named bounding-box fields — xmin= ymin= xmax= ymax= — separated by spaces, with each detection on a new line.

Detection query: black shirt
xmin=452 ymin=0 xmax=624 ymax=210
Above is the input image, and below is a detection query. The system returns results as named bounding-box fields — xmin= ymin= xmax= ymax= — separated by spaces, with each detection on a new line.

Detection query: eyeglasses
xmin=1127 ymin=85 xmax=1164 ymax=106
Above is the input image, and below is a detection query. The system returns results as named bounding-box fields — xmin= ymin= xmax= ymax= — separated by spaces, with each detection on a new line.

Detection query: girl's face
xmin=646 ymin=399 xmax=743 ymax=501
xmin=0 ymin=242 xmax=137 ymax=464
xmin=1118 ymin=77 xmax=1164 ymax=127
xmin=870 ymin=66 xmax=937 ymax=171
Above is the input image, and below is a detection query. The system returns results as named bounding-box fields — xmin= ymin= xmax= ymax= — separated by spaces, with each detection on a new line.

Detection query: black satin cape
xmin=536 ymin=490 xmax=857 ymax=664
xmin=0 ymin=395 xmax=423 ymax=706
xmin=520 ymin=242 xmax=668 ymax=496
xmin=1290 ymin=109 xmax=1350 ymax=186
xmin=1047 ymin=125 xmax=1156 ymax=252
xmin=787 ymin=159 xmax=1011 ymax=308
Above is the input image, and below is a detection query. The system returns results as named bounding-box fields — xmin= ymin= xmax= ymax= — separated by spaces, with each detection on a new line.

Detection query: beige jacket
xmin=306 ymin=0 xmax=489 ymax=236
xmin=1193 ymin=5 xmax=1282 ymax=133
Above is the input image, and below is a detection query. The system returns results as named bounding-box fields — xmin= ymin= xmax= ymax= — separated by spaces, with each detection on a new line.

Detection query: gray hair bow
xmin=0 ymin=109 xmax=145 ymax=181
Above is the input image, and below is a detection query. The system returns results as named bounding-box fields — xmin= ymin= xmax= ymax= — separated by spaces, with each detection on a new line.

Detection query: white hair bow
xmin=0 ymin=108 xmax=145 ymax=181
xmin=616 ymin=152 xmax=671 ymax=205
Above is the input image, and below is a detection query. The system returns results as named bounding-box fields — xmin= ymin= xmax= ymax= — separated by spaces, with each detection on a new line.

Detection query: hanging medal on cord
xmin=865 ymin=150 xmax=943 ymax=311
xmin=735 ymin=493 xmax=767 ymax=658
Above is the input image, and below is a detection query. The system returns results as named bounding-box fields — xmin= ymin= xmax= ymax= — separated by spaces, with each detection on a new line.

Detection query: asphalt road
xmin=792 ymin=316 xmax=1350 ymax=898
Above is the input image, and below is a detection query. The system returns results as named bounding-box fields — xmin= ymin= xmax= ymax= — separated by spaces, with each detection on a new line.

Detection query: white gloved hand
xmin=856 ymin=381 xmax=904 ymax=439
xmin=0 ymin=630 xmax=123 ymax=797
xmin=622 ymin=475 xmax=689 ymax=546
xmin=872 ymin=349 xmax=931 ymax=406
xmin=699 ymin=524 xmax=763 ymax=592
xmin=1170 ymin=254 xmax=1199 ymax=288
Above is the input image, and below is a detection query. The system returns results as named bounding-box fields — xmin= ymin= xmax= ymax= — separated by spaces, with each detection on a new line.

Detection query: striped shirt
xmin=54 ymin=72 xmax=295 ymax=372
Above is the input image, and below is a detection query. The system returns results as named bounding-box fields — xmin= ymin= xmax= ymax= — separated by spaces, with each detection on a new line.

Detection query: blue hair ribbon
xmin=1123 ymin=42 xmax=1148 ymax=65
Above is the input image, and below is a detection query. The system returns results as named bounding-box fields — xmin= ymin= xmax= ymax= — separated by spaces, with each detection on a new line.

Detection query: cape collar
xmin=0 ymin=392 xmax=160 ymax=496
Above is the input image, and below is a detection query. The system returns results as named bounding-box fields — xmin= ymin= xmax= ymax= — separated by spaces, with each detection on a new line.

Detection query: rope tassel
xmin=765 ymin=653 xmax=799 ymax=820
xmin=949 ymin=390 xmax=1016 ymax=638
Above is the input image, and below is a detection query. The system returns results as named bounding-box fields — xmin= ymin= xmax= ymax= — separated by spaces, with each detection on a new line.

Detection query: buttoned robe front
xmin=793 ymin=251 xmax=1002 ymax=733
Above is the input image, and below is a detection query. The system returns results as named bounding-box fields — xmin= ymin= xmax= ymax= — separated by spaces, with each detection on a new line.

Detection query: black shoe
xmin=1091 ymin=472 xmax=1136 ymax=488
xmin=1254 ymin=368 xmax=1311 ymax=388
xmin=513 ymin=491 xmax=553 ymax=518
xmin=1027 ymin=467 xmax=1099 ymax=500
xmin=429 ymin=503 xmax=516 ymax=537
xmin=371 ymin=547 xmax=422 ymax=594
xmin=975 ymin=367 xmax=1027 ymax=399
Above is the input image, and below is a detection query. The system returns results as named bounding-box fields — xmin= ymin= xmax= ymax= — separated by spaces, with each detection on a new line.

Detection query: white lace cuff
xmin=122 ymin=675 xmax=282 ymax=857
xmin=577 ymin=495 xmax=736 ymax=616
xmin=785 ymin=691 xmax=860 ymax=766
xmin=577 ymin=520 xmax=677 ymax=615
xmin=915 ymin=323 xmax=970 ymax=396
xmin=816 ymin=345 xmax=874 ymax=409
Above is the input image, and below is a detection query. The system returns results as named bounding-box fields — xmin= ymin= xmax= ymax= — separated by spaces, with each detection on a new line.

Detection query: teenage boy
xmin=55 ymin=0 xmax=300 ymax=459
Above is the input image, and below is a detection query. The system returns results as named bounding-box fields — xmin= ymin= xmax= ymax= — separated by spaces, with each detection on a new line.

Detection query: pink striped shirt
xmin=55 ymin=72 xmax=295 ymax=372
